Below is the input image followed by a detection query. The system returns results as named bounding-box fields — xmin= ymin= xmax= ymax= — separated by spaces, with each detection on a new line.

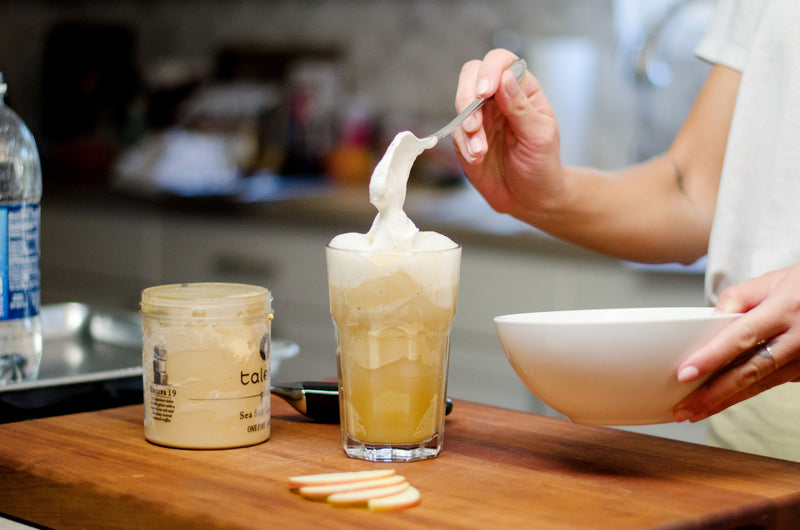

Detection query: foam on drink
xmin=329 ymin=130 xmax=457 ymax=254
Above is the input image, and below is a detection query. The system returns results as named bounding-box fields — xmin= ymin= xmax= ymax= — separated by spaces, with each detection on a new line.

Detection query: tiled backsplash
xmin=1 ymin=0 xmax=710 ymax=171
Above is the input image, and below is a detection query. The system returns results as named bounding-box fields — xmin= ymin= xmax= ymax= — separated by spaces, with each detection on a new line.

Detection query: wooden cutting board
xmin=1 ymin=396 xmax=800 ymax=529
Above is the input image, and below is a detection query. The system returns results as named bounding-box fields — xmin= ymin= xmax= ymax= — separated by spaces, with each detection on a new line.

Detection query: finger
xmin=697 ymin=341 xmax=780 ymax=406
xmin=455 ymin=60 xmax=483 ymax=114
xmin=474 ymin=49 xmax=521 ymax=98
xmin=452 ymin=123 xmax=488 ymax=164
xmin=491 ymin=66 xmax=560 ymax=164
xmin=704 ymin=359 xmax=800 ymax=415
xmin=674 ymin=340 xmax=800 ymax=421
xmin=453 ymin=60 xmax=487 ymax=163
xmin=714 ymin=269 xmax=785 ymax=314
xmin=676 ymin=303 xmax=787 ymax=383
xmin=461 ymin=109 xmax=482 ymax=134
xmin=454 ymin=51 xmax=519 ymax=160
xmin=675 ymin=358 xmax=800 ymax=422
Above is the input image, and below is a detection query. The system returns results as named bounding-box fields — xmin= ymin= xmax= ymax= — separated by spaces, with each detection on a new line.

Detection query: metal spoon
xmin=272 ymin=381 xmax=453 ymax=424
xmin=424 ymin=58 xmax=527 ymax=143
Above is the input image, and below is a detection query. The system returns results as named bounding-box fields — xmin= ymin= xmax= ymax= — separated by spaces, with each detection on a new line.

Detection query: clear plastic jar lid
xmin=141 ymin=282 xmax=272 ymax=321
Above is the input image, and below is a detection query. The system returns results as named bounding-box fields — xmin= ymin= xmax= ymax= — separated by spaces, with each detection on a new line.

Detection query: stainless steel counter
xmin=0 ymin=303 xmax=299 ymax=423
xmin=0 ymin=303 xmax=142 ymax=423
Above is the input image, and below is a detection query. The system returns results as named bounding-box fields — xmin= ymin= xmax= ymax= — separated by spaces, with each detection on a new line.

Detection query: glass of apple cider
xmin=326 ymin=244 xmax=460 ymax=462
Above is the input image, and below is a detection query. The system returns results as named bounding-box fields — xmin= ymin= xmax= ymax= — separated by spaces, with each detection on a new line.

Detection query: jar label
xmin=0 ymin=203 xmax=40 ymax=320
xmin=142 ymin=328 xmax=271 ymax=449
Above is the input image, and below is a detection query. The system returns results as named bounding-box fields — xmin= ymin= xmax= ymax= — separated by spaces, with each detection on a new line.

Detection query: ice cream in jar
xmin=141 ymin=283 xmax=273 ymax=449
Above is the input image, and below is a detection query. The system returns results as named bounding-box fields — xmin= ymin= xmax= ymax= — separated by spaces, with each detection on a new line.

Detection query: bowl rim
xmin=494 ymin=307 xmax=742 ymax=325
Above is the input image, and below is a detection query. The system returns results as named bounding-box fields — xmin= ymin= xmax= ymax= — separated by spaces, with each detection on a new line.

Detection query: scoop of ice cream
xmin=328 ymin=130 xmax=457 ymax=254
xmin=329 ymin=229 xmax=457 ymax=254
xmin=365 ymin=131 xmax=435 ymax=251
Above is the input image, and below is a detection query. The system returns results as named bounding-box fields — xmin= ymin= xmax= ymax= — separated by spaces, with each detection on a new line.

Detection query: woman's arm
xmin=454 ymin=51 xmax=741 ymax=264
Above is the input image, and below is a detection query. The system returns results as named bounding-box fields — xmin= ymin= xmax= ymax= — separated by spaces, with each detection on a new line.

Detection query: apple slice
xmin=288 ymin=469 xmax=396 ymax=489
xmin=299 ymin=474 xmax=407 ymax=499
xmin=326 ymin=482 xmax=410 ymax=505
xmin=368 ymin=485 xmax=421 ymax=511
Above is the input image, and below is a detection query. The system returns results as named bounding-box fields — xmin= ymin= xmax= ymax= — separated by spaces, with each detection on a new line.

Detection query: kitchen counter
xmin=1 ymin=396 xmax=800 ymax=529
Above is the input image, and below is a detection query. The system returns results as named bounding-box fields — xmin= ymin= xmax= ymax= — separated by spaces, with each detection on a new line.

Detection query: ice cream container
xmin=140 ymin=283 xmax=273 ymax=449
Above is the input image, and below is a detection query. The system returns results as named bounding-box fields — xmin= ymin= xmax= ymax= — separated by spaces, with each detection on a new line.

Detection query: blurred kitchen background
xmin=1 ymin=0 xmax=713 ymax=182
xmin=0 ymin=0 xmax=717 ymax=441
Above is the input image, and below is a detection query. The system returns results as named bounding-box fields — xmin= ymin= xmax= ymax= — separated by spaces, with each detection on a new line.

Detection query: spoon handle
xmin=273 ymin=381 xmax=453 ymax=423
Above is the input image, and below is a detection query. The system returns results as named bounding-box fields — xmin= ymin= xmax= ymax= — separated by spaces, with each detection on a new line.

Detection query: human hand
xmin=673 ymin=264 xmax=800 ymax=422
xmin=452 ymin=49 xmax=564 ymax=220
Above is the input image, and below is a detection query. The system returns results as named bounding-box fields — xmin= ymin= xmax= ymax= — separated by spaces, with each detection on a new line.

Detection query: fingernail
xmin=677 ymin=365 xmax=700 ymax=383
xmin=713 ymin=304 xmax=730 ymax=315
xmin=673 ymin=408 xmax=693 ymax=422
xmin=476 ymin=79 xmax=491 ymax=97
xmin=505 ymin=77 xmax=518 ymax=97
xmin=468 ymin=136 xmax=484 ymax=156
xmin=463 ymin=115 xmax=477 ymax=131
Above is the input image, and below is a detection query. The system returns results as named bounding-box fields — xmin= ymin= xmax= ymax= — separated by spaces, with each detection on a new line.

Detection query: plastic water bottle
xmin=0 ymin=73 xmax=42 ymax=384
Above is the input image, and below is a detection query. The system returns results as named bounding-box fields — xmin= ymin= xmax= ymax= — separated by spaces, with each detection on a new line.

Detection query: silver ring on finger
xmin=756 ymin=340 xmax=779 ymax=370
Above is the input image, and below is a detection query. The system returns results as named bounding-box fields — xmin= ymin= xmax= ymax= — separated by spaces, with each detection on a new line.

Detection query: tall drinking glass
xmin=326 ymin=244 xmax=460 ymax=462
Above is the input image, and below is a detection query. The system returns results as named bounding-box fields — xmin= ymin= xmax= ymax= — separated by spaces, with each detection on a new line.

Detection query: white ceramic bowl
xmin=494 ymin=307 xmax=741 ymax=425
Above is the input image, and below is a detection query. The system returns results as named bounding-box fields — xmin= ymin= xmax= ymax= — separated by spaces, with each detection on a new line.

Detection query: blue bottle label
xmin=0 ymin=203 xmax=40 ymax=320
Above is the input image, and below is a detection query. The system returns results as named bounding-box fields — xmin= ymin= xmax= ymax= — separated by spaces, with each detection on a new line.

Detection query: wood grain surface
xmin=1 ymin=397 xmax=800 ymax=529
